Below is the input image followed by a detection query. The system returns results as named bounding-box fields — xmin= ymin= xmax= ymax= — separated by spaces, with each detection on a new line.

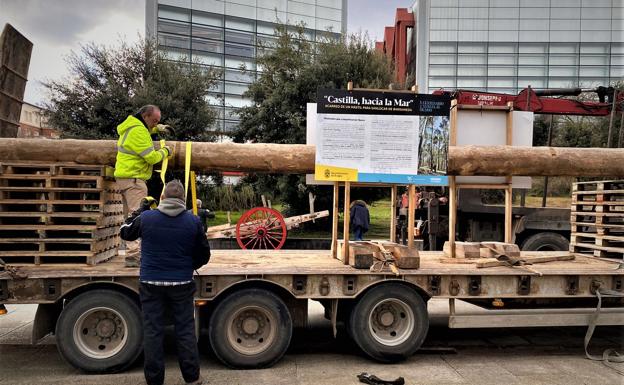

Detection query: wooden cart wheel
xmin=236 ymin=207 xmax=287 ymax=250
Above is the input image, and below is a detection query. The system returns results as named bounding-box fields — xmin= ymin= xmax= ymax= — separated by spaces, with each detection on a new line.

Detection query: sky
xmin=0 ymin=0 xmax=412 ymax=106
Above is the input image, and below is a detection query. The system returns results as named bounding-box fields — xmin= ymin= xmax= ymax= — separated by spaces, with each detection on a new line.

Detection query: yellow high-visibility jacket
xmin=114 ymin=115 xmax=167 ymax=180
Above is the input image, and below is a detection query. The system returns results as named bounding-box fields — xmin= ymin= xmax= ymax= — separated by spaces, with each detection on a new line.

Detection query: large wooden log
xmin=447 ymin=145 xmax=624 ymax=177
xmin=0 ymin=138 xmax=314 ymax=174
xmin=1 ymin=138 xmax=624 ymax=177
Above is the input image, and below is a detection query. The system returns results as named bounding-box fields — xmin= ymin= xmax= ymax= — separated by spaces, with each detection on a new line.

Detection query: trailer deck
xmin=3 ymin=250 xmax=622 ymax=304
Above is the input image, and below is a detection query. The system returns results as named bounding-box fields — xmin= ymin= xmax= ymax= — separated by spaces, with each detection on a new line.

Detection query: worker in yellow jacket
xmin=115 ymin=104 xmax=173 ymax=267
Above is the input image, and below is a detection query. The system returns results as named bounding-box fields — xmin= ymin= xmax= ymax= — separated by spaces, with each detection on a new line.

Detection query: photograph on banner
xmin=314 ymin=88 xmax=451 ymax=185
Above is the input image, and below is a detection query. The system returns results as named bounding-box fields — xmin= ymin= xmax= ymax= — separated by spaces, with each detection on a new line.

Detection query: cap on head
xmin=163 ymin=180 xmax=185 ymax=200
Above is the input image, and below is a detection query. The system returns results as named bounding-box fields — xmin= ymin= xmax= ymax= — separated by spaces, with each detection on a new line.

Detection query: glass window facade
xmin=148 ymin=0 xmax=346 ymax=134
xmin=412 ymin=0 xmax=623 ymax=94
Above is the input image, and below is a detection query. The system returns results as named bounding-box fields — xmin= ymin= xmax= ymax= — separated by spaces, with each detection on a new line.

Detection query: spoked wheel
xmin=348 ymin=283 xmax=428 ymax=363
xmin=236 ymin=207 xmax=287 ymax=250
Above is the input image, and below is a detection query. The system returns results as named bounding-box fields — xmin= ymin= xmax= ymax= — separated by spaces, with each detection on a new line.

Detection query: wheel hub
xmin=368 ymin=299 xmax=415 ymax=347
xmin=228 ymin=306 xmax=277 ymax=356
xmin=242 ymin=317 xmax=260 ymax=335
xmin=374 ymin=304 xmax=398 ymax=330
xmin=379 ymin=311 xmax=395 ymax=327
xmin=96 ymin=318 xmax=116 ymax=338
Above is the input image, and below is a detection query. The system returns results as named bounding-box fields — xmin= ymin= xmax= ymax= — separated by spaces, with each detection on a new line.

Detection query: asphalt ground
xmin=1 ymin=299 xmax=623 ymax=385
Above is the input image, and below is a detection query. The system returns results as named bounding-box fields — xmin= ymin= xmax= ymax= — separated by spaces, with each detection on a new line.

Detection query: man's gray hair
xmin=137 ymin=104 xmax=160 ymax=116
xmin=164 ymin=180 xmax=185 ymax=199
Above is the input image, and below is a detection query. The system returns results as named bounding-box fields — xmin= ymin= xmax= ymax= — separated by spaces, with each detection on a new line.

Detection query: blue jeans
xmin=354 ymin=226 xmax=365 ymax=241
xmin=139 ymin=282 xmax=200 ymax=385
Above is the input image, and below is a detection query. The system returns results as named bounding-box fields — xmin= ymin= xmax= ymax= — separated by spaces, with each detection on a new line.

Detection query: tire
xmin=208 ymin=288 xmax=292 ymax=369
xmin=348 ymin=283 xmax=428 ymax=363
xmin=521 ymin=232 xmax=569 ymax=251
xmin=55 ymin=289 xmax=143 ymax=373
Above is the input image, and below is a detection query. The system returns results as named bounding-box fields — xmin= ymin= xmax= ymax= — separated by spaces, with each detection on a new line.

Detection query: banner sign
xmin=314 ymin=89 xmax=451 ymax=185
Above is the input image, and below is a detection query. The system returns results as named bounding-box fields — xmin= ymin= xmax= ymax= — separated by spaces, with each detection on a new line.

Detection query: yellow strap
xmin=190 ymin=170 xmax=198 ymax=216
xmin=159 ymin=139 xmax=168 ymax=196
xmin=184 ymin=141 xmax=192 ymax=202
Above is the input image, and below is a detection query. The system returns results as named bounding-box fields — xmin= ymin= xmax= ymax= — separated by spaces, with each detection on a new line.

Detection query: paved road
xmin=1 ymin=300 xmax=623 ymax=385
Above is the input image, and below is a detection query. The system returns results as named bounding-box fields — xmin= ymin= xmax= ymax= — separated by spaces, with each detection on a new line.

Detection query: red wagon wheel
xmin=236 ymin=207 xmax=287 ymax=250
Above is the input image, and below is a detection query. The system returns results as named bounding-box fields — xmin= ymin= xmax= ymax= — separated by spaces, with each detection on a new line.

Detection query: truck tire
xmin=521 ymin=232 xmax=569 ymax=251
xmin=208 ymin=288 xmax=292 ymax=368
xmin=55 ymin=289 xmax=143 ymax=373
xmin=348 ymin=283 xmax=428 ymax=363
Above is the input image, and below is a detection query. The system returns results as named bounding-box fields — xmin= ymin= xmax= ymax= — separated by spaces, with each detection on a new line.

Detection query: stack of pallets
xmin=0 ymin=162 xmax=123 ymax=265
xmin=570 ymin=180 xmax=624 ymax=260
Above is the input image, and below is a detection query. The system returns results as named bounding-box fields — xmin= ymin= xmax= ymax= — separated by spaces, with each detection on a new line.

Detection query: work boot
xmin=124 ymin=257 xmax=139 ymax=268
xmin=186 ymin=375 xmax=203 ymax=385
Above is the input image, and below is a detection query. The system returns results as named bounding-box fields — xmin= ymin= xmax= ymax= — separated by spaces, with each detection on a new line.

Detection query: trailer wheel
xmin=349 ymin=283 xmax=428 ymax=362
xmin=55 ymin=290 xmax=142 ymax=373
xmin=208 ymin=288 xmax=292 ymax=368
xmin=521 ymin=232 xmax=569 ymax=251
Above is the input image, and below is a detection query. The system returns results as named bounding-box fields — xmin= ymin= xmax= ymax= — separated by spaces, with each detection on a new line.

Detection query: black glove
xmin=357 ymin=373 xmax=405 ymax=385
xmin=125 ymin=196 xmax=158 ymax=224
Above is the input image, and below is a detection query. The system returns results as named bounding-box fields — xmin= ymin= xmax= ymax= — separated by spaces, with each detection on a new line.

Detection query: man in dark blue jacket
xmin=120 ymin=180 xmax=209 ymax=385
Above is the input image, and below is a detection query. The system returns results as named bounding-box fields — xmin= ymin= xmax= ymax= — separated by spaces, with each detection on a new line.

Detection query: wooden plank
xmin=448 ymin=176 xmax=457 ymax=258
xmin=480 ymin=242 xmax=521 ymax=258
xmin=0 ymin=199 xmax=108 ymax=205
xmin=0 ymin=174 xmax=102 ymax=181
xmin=89 ymin=247 xmax=119 ymax=265
xmin=476 ymin=254 xmax=574 ymax=268
xmin=331 ymin=182 xmax=339 ymax=259
xmin=443 ymin=241 xmax=481 ymax=258
xmin=572 ymin=189 xmax=624 ymax=195
xmin=0 ymin=186 xmax=102 ymax=192
xmin=408 ymin=185 xmax=416 ymax=249
xmin=343 ymin=181 xmax=350 ymax=265
xmin=0 ymin=237 xmax=92 ymax=243
xmin=390 ymin=185 xmax=397 ymax=243
xmin=0 ymin=212 xmax=110 ymax=218
xmin=0 ymin=224 xmax=97 ymax=230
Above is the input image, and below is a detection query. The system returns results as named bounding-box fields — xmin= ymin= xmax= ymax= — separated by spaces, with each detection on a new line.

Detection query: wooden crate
xmin=0 ymin=162 xmax=122 ymax=265
xmin=570 ymin=180 xmax=624 ymax=260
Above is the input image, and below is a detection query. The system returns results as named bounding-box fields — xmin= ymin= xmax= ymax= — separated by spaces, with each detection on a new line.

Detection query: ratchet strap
xmin=159 ymin=139 xmax=169 ymax=197
xmin=184 ymin=141 xmax=192 ymax=202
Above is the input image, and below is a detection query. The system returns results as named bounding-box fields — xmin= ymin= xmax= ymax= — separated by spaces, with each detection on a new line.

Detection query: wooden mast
xmin=1 ymin=138 xmax=624 ymax=177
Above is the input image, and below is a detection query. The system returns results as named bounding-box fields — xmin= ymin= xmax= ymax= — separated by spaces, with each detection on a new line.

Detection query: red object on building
xmin=375 ymin=8 xmax=414 ymax=85
xmin=433 ymin=86 xmax=623 ymax=116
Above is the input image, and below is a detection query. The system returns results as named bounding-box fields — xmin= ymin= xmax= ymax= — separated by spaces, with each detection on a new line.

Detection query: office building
xmin=378 ymin=0 xmax=623 ymax=94
xmin=146 ymin=0 xmax=347 ymax=134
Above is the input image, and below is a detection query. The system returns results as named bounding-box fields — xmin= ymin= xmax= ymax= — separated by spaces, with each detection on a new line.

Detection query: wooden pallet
xmin=570 ymin=180 xmax=624 ymax=260
xmin=0 ymin=162 xmax=122 ymax=265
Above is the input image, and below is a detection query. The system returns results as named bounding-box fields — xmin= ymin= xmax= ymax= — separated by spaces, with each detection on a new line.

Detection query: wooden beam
xmin=331 ymin=182 xmax=339 ymax=259
xmin=342 ymin=181 xmax=351 ymax=265
xmin=390 ymin=185 xmax=397 ymax=243
xmin=504 ymin=102 xmax=513 ymax=243
xmin=3 ymin=139 xmax=624 ymax=177
xmin=407 ymin=185 xmax=416 ymax=249
xmin=448 ymin=176 xmax=457 ymax=258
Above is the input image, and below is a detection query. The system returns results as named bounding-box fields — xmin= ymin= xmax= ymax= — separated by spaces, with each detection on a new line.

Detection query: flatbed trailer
xmin=1 ymin=249 xmax=622 ymax=372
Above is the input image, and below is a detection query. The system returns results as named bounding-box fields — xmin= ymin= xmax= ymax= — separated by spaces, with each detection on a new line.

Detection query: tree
xmin=234 ymin=25 xmax=395 ymax=144
xmin=43 ymin=39 xmax=220 ymax=141
xmin=234 ymin=25 xmax=395 ymax=215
